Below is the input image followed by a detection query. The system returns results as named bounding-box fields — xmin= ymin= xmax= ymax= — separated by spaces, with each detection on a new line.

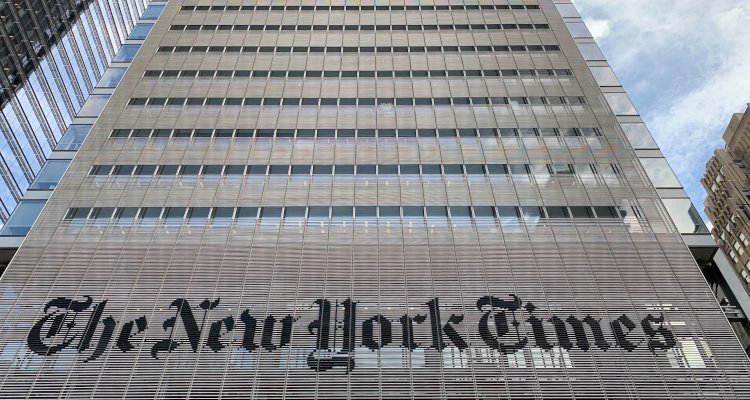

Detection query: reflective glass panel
xmin=577 ymin=43 xmax=604 ymax=60
xmin=565 ymin=22 xmax=591 ymax=38
xmin=604 ymin=93 xmax=638 ymax=115
xmin=141 ymin=5 xmax=165 ymax=20
xmin=113 ymin=45 xmax=141 ymax=62
xmin=77 ymin=95 xmax=111 ymax=117
xmin=662 ymin=199 xmax=709 ymax=234
xmin=128 ymin=23 xmax=154 ymax=39
xmin=0 ymin=200 xmax=47 ymax=236
xmin=57 ymin=125 xmax=92 ymax=151
xmin=640 ymin=158 xmax=681 ymax=187
xmin=96 ymin=67 xmax=127 ymax=88
xmin=29 ymin=160 xmax=70 ymax=190
xmin=590 ymin=67 xmax=620 ymax=86
xmin=621 ymin=123 xmax=658 ymax=149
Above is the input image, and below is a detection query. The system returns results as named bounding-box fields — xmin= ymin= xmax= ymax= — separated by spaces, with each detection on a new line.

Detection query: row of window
xmin=127 ymin=96 xmax=587 ymax=107
xmin=169 ymin=23 xmax=550 ymax=32
xmin=110 ymin=127 xmax=600 ymax=139
xmin=143 ymin=68 xmax=573 ymax=79
xmin=65 ymin=205 xmax=622 ymax=222
xmin=180 ymin=5 xmax=541 ymax=11
xmin=155 ymin=44 xmax=561 ymax=54
xmin=89 ymin=163 xmax=614 ymax=177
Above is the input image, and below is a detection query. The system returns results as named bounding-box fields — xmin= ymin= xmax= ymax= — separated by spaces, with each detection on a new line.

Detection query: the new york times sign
xmin=28 ymin=294 xmax=677 ymax=370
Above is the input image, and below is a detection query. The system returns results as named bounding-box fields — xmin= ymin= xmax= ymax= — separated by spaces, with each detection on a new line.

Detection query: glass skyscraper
xmin=0 ymin=1 xmax=749 ymax=397
xmin=0 ymin=0 xmax=152 ymax=224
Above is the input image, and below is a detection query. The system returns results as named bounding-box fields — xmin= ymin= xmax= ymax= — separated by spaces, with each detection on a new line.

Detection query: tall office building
xmin=704 ymin=106 xmax=750 ymax=291
xmin=0 ymin=1 xmax=749 ymax=397
xmin=0 ymin=0 xmax=153 ymax=226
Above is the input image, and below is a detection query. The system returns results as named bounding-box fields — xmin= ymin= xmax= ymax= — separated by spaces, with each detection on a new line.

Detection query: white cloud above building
xmin=573 ymin=0 xmax=750 ymax=218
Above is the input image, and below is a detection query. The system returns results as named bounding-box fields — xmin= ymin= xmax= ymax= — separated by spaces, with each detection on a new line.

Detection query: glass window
xmin=621 ymin=123 xmax=658 ymax=149
xmin=128 ymin=23 xmax=154 ymax=39
xmin=546 ymin=206 xmax=570 ymax=219
xmin=640 ymin=158 xmax=681 ymax=187
xmin=594 ymin=206 xmax=619 ymax=218
xmin=449 ymin=207 xmax=472 ymax=218
xmin=497 ymin=206 xmax=519 ymax=219
xmin=237 ymin=207 xmax=258 ymax=219
xmin=570 ymin=206 xmax=594 ymax=218
xmin=426 ymin=206 xmax=448 ymax=217
xmin=165 ymin=207 xmax=186 ymax=220
xmin=57 ymin=125 xmax=92 ymax=151
xmin=577 ymin=43 xmax=605 ymax=60
xmin=0 ymin=200 xmax=47 ymax=236
xmin=589 ymin=67 xmax=620 ymax=86
xmin=91 ymin=208 xmax=115 ymax=219
xmin=473 ymin=206 xmax=495 ymax=218
xmin=379 ymin=206 xmax=400 ymax=218
xmin=113 ymin=44 xmax=141 ymax=62
xmin=78 ymin=95 xmax=111 ymax=117
xmin=604 ymin=93 xmax=638 ymax=115
xmin=312 ymin=165 xmax=333 ymax=174
xmin=521 ymin=206 xmax=543 ymax=219
xmin=332 ymin=206 xmax=353 ymax=219
xmin=96 ymin=67 xmax=127 ymax=88
xmin=402 ymin=206 xmax=423 ymax=218
xmin=285 ymin=207 xmax=306 ymax=218
xmin=29 ymin=160 xmax=70 ymax=189
xmin=141 ymin=4 xmax=165 ymax=20
xmin=662 ymin=199 xmax=709 ymax=234
xmin=260 ymin=207 xmax=283 ymax=218
xmin=555 ymin=3 xmax=580 ymax=17
xmin=308 ymin=206 xmax=329 ymax=218
xmin=356 ymin=206 xmax=377 ymax=218
xmin=566 ymin=22 xmax=591 ymax=38
xmin=188 ymin=207 xmax=211 ymax=219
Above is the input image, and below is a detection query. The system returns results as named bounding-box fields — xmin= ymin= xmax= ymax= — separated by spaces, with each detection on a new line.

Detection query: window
xmin=640 ymin=158 xmax=681 ymax=187
xmin=57 ymin=125 xmax=92 ymax=151
xmin=621 ymin=123 xmax=658 ymax=149
xmin=78 ymin=95 xmax=111 ymax=117
xmin=97 ymin=67 xmax=127 ymax=88
xmin=604 ymin=93 xmax=638 ymax=115
xmin=28 ymin=160 xmax=70 ymax=190
xmin=0 ymin=200 xmax=47 ymax=236
xmin=128 ymin=23 xmax=154 ymax=39
xmin=113 ymin=45 xmax=141 ymax=62
xmin=141 ymin=4 xmax=165 ymax=20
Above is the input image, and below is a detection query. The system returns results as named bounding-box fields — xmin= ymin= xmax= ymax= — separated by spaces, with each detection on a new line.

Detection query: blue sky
xmin=573 ymin=0 xmax=750 ymax=221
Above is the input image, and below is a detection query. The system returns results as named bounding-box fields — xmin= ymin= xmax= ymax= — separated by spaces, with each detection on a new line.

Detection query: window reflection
xmin=621 ymin=123 xmax=658 ymax=149
xmin=29 ymin=160 xmax=70 ymax=190
xmin=77 ymin=95 xmax=111 ymax=117
xmin=0 ymin=200 xmax=46 ymax=236
xmin=57 ymin=125 xmax=92 ymax=151
xmin=141 ymin=5 xmax=165 ymax=20
xmin=663 ymin=199 xmax=709 ymax=234
xmin=113 ymin=45 xmax=141 ymax=62
xmin=640 ymin=158 xmax=681 ymax=187
xmin=590 ymin=67 xmax=620 ymax=86
xmin=577 ymin=43 xmax=605 ymax=60
xmin=565 ymin=22 xmax=591 ymax=38
xmin=128 ymin=23 xmax=154 ymax=39
xmin=604 ymin=93 xmax=637 ymax=115
xmin=96 ymin=67 xmax=127 ymax=88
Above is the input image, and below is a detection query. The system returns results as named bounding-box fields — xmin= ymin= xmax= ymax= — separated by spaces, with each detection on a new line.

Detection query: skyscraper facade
xmin=0 ymin=0 xmax=152 ymax=225
xmin=704 ymin=107 xmax=750 ymax=291
xmin=0 ymin=1 xmax=749 ymax=398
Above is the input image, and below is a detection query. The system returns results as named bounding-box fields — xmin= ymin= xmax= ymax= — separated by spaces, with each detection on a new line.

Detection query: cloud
xmin=573 ymin=1 xmax=750 ymax=218
xmin=584 ymin=19 xmax=610 ymax=40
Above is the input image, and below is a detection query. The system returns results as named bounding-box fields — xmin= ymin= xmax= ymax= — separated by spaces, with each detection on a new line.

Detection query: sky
xmin=572 ymin=0 xmax=750 ymax=221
